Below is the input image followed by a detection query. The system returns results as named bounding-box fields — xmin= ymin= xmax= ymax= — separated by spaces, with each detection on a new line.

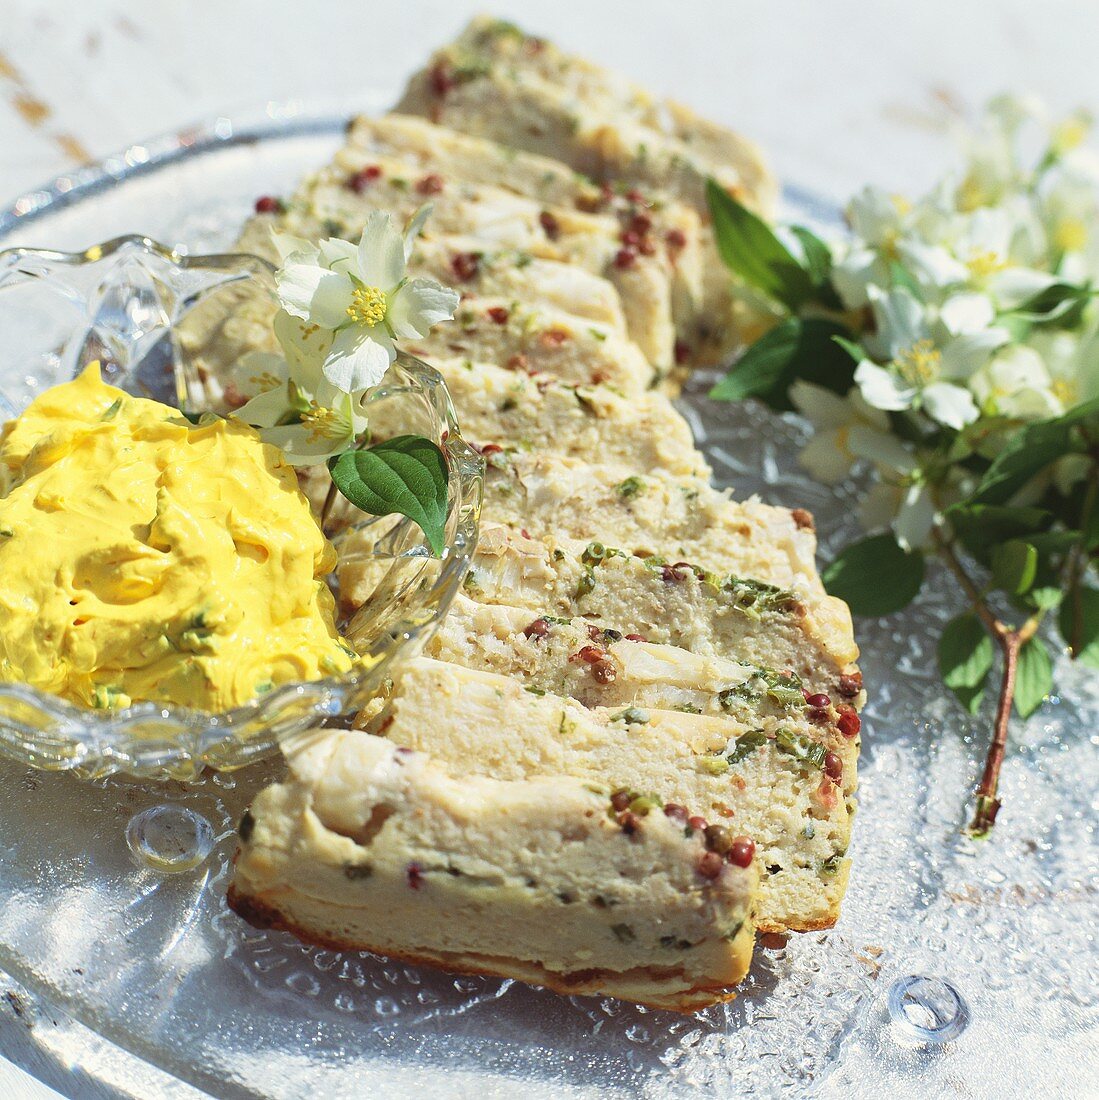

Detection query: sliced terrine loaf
xmin=366 ymin=658 xmax=853 ymax=933
xmin=479 ymin=449 xmax=825 ymax=590
xmin=438 ymin=522 xmax=859 ymax=700
xmin=229 ymin=729 xmax=758 ymax=1011
xmin=426 ymin=595 xmax=862 ymax=792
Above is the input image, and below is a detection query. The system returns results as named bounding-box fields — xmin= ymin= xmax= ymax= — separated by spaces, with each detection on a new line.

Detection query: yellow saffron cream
xmin=0 ymin=364 xmax=353 ymax=712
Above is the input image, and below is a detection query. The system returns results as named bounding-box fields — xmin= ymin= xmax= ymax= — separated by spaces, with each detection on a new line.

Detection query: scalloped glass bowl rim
xmin=0 ymin=236 xmax=482 ymax=779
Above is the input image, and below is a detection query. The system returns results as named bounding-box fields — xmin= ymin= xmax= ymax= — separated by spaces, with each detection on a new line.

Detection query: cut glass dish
xmin=0 ymin=233 xmax=483 ymax=780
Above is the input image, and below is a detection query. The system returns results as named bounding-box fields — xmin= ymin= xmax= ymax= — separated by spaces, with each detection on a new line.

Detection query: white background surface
xmin=1 ymin=1 xmax=1098 ymax=1097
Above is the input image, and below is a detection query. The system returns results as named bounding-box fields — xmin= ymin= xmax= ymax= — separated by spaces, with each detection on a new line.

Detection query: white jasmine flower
xmin=789 ymin=381 xmax=893 ymax=484
xmin=273 ymin=209 xmax=459 ymax=395
xmin=228 ymin=313 xmax=367 ymax=465
xmin=858 ymin=475 xmax=937 ymax=552
xmin=969 ymin=344 xmax=1059 ymax=420
xmin=854 ymin=287 xmax=1005 ymax=429
xmin=242 ymin=384 xmax=368 ymax=465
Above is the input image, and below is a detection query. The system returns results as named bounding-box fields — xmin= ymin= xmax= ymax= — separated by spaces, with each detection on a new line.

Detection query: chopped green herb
xmin=524 ymin=685 xmax=546 ymax=696
xmin=727 ymin=729 xmax=769 ymax=764
xmin=617 ymin=476 xmax=645 ymax=498
xmin=101 ymin=397 xmax=123 ymax=421
xmin=582 ymin=541 xmax=608 ymax=564
xmin=774 ymin=728 xmax=828 ymax=768
xmin=610 ymin=707 xmax=650 ymax=725
xmin=722 ymin=576 xmax=799 ymax=619
xmin=627 ymin=793 xmax=662 ymax=816
xmin=588 ymin=327 xmax=607 ymax=342
xmin=576 ymin=566 xmax=596 ymax=598
xmin=660 ymin=935 xmax=695 ymax=950
xmin=699 ymin=756 xmax=730 ymax=775
xmin=820 ymin=852 xmax=845 ymax=875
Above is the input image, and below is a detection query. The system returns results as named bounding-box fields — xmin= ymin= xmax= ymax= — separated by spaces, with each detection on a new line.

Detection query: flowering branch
xmin=706 ymin=94 xmax=1099 ymax=835
xmin=228 ymin=207 xmax=461 ymax=554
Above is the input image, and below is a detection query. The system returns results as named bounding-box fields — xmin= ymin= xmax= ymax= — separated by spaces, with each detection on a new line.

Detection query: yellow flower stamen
xmin=895 ymin=340 xmax=942 ymax=386
xmin=967 ymin=250 xmax=1007 ymax=279
xmin=1053 ymin=218 xmax=1087 ymax=254
xmin=300 ymin=405 xmax=345 ymax=442
xmin=1051 ymin=378 xmax=1077 ymax=406
xmin=346 ymin=285 xmax=387 ymax=328
xmin=957 ymin=176 xmax=988 ymax=213
xmin=891 ymin=194 xmax=912 ymax=217
xmin=248 ymin=370 xmax=282 ymax=391
xmin=1052 ymin=116 xmax=1090 ymax=155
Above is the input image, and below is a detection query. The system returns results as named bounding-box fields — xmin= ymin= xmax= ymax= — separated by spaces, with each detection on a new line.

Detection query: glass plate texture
xmin=0 ymin=106 xmax=1096 ymax=1099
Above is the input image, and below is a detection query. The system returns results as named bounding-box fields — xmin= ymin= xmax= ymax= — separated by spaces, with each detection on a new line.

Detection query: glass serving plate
xmin=0 ymin=234 xmax=483 ymax=780
xmin=0 ymin=106 xmax=1096 ymax=1100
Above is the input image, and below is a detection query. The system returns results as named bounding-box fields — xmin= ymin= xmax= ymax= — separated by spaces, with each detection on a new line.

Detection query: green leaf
xmin=706 ymin=179 xmax=814 ymax=310
xmin=1009 ymin=282 xmax=1093 ymax=328
xmin=790 ymin=225 xmax=832 ymax=282
xmin=991 ymin=540 xmax=1038 ymax=595
xmin=945 ymin=503 xmax=1052 ymax=566
xmin=1058 ymin=586 xmax=1099 ymax=667
xmin=329 ymin=435 xmax=449 ymax=556
xmin=889 ymin=261 xmax=922 ymax=299
xmin=1014 ymin=636 xmax=1053 ymax=719
xmin=938 ymin=613 xmax=994 ymax=714
xmin=822 ymin=533 xmax=925 ymax=616
xmin=972 ymin=397 xmax=1099 ymax=505
xmin=1028 ymin=586 xmax=1064 ymax=611
xmin=709 ymin=318 xmax=857 ymax=410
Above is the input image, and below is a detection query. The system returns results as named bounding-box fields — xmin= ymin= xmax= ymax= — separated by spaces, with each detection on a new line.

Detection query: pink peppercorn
xmin=523 ymin=618 xmax=550 ymax=640
xmin=625 ymin=633 xmax=647 ymax=643
xmin=614 ymin=247 xmax=637 ymax=270
xmin=451 ymin=252 xmax=480 ymax=281
xmin=663 ymin=803 xmax=689 ymax=825
xmin=539 ymin=210 xmax=560 ymax=240
xmin=824 ymin=751 xmax=843 ymax=783
xmin=486 ymin=306 xmax=510 ymax=325
xmin=728 ymin=837 xmax=755 ymax=868
xmin=591 ymin=660 xmax=617 ymax=684
xmin=837 ymin=708 xmax=861 ymax=738
xmin=406 ymin=863 xmax=424 ymax=890
xmin=697 ymin=851 xmax=724 ymax=879
xmin=347 ymin=165 xmax=382 ymax=193
xmin=805 ymin=693 xmax=831 ymax=709
xmin=416 ymin=173 xmax=444 ymax=195
xmin=687 ymin=815 xmax=707 ymax=833
xmin=254 ymin=195 xmax=281 ymax=214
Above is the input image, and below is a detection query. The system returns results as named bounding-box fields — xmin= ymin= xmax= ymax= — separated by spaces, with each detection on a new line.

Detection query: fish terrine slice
xmin=229 ymin=729 xmax=758 ymax=1011
xmin=450 ymin=523 xmax=859 ymax=700
xmin=429 ymin=359 xmax=710 ymax=478
xmin=368 ymin=658 xmax=853 ymax=933
xmin=480 ymin=450 xmax=824 ymax=590
xmin=395 ymin=17 xmax=776 ymax=216
xmin=406 ymin=297 xmax=656 ymax=394
xmin=426 ymin=595 xmax=862 ymax=791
